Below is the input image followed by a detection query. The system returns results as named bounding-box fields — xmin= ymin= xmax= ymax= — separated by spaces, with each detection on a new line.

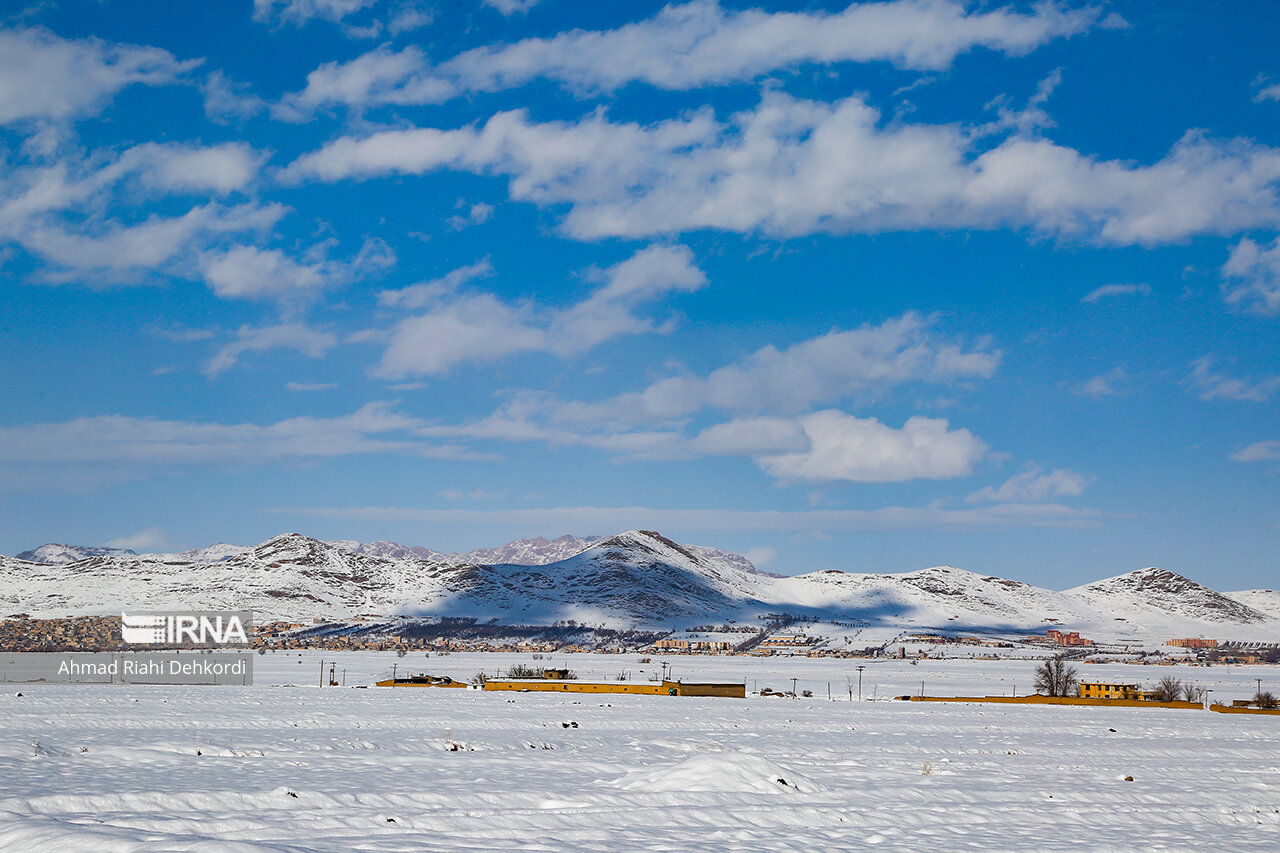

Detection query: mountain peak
xmin=252 ymin=533 xmax=336 ymax=564
xmin=1081 ymin=567 xmax=1203 ymax=594
xmin=593 ymin=530 xmax=706 ymax=567
xmin=1072 ymin=566 xmax=1267 ymax=624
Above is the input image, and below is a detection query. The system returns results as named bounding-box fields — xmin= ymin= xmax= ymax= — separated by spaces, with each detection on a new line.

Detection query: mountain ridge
xmin=1 ymin=530 xmax=1275 ymax=643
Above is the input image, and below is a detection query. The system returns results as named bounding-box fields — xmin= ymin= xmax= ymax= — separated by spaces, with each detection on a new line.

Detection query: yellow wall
xmin=1209 ymin=704 xmax=1280 ymax=716
xmin=484 ymin=679 xmax=666 ymax=695
xmin=673 ymin=682 xmax=746 ymax=698
xmin=911 ymin=695 xmax=1203 ymax=709
xmin=482 ymin=679 xmax=744 ymax=697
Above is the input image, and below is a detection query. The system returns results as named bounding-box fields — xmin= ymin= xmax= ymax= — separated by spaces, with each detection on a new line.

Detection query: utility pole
xmin=319 ymin=659 xmax=324 ymax=688
xmin=791 ymin=677 xmax=797 ymax=697
xmin=857 ymin=665 xmax=865 ymax=702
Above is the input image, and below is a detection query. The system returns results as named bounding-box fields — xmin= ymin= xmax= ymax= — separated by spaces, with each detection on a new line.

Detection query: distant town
xmin=2 ymin=613 xmax=1277 ymax=665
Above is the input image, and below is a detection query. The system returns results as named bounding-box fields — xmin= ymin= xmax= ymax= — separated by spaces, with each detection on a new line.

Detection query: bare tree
xmin=1034 ymin=656 xmax=1079 ymax=697
xmin=1150 ymin=675 xmax=1183 ymax=702
xmin=1255 ymin=691 xmax=1278 ymax=709
xmin=1182 ymin=683 xmax=1204 ymax=703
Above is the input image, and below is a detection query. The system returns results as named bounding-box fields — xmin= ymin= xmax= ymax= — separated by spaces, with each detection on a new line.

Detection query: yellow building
xmin=1079 ymin=682 xmax=1158 ymax=700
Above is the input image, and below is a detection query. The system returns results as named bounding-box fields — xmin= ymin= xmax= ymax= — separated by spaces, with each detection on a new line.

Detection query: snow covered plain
xmin=1 ymin=653 xmax=1278 ymax=851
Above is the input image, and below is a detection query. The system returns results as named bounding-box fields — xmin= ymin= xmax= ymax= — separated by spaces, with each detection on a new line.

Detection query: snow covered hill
xmin=1222 ymin=589 xmax=1280 ymax=621
xmin=14 ymin=544 xmax=137 ymax=563
xmin=2 ymin=530 xmax=1277 ymax=641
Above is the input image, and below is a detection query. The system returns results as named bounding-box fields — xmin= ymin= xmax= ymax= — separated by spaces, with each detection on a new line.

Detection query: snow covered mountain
xmin=2 ymin=530 xmax=1277 ymax=641
xmin=14 ymin=544 xmax=137 ymax=563
xmin=405 ymin=530 xmax=765 ymax=626
xmin=16 ymin=534 xmax=604 ymax=568
xmin=1067 ymin=568 xmax=1268 ymax=625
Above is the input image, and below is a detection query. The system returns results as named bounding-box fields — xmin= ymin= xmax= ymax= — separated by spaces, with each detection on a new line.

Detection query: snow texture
xmin=0 ymin=653 xmax=1276 ymax=851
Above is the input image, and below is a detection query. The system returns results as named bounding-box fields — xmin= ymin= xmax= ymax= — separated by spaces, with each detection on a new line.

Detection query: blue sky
xmin=1 ymin=0 xmax=1277 ymax=589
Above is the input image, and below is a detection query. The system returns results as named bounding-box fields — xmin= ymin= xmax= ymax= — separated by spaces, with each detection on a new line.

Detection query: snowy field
xmin=1 ymin=653 xmax=1278 ymax=851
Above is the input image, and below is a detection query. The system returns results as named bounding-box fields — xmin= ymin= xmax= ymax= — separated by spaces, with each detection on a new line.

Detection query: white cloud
xmin=0 ymin=27 xmax=197 ymax=125
xmin=200 ymin=246 xmax=324 ymax=300
xmin=377 ymin=291 xmax=548 ymax=378
xmin=484 ymin=0 xmax=541 ymax=14
xmin=286 ymin=382 xmax=338 ymax=391
xmin=253 ymin=0 xmax=430 ymax=37
xmin=386 ymin=4 xmax=433 ymax=34
xmin=279 ymin=0 xmax=1099 ymax=116
xmin=1232 ymin=440 xmax=1280 ymax=462
xmin=1188 ymin=357 xmax=1280 ymax=402
xmin=966 ymin=467 xmax=1088 ymax=504
xmin=1254 ymin=80 xmax=1280 ymax=103
xmin=743 ymin=545 xmax=776 ymax=568
xmin=119 ymin=142 xmax=265 ymax=195
xmin=253 ymin=0 xmax=377 ymax=26
xmin=1081 ymin=282 xmax=1151 ymax=303
xmin=557 ymin=312 xmax=998 ymax=423
xmin=754 ymin=410 xmax=987 ymax=483
xmin=1 ymin=141 xmax=266 ymax=231
xmin=439 ymin=488 xmax=508 ymax=500
xmin=201 ymin=71 xmax=267 ymax=124
xmin=207 ymin=323 xmax=339 ymax=376
xmin=447 ymin=202 xmax=494 ymax=231
xmin=105 ymin=528 xmax=167 ymax=551
xmin=687 ymin=417 xmax=810 ymax=456
xmin=273 ymin=500 xmax=1104 ymax=532
xmin=0 ymin=139 xmax=279 ymax=287
xmin=1074 ymin=367 xmax=1126 ymax=397
xmin=284 ymin=92 xmax=1280 ymax=246
xmin=1222 ymin=236 xmax=1280 ymax=314
xmin=373 ymin=244 xmax=705 ymax=378
xmin=198 ymin=237 xmax=394 ymax=303
xmin=548 ymin=242 xmax=707 ymax=350
xmin=0 ymin=402 xmax=424 ymax=468
xmin=273 ymin=45 xmax=452 ymax=120
xmin=21 ymin=203 xmax=286 ymax=285
xmin=378 ymin=259 xmax=495 ymax=309
xmin=408 ymin=312 xmax=999 ymax=480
